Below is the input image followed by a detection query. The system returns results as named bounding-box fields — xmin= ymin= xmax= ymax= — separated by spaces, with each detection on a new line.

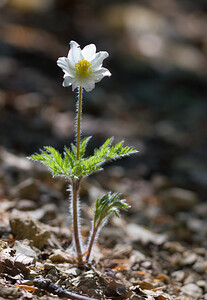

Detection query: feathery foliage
xmin=94 ymin=192 xmax=130 ymax=227
xmin=29 ymin=137 xmax=137 ymax=179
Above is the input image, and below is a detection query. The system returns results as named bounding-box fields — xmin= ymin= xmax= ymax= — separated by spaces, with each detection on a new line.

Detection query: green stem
xmin=72 ymin=179 xmax=83 ymax=263
xmin=76 ymin=86 xmax=82 ymax=160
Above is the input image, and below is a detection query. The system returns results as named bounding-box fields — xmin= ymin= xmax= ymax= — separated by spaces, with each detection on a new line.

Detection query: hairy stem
xmin=86 ymin=220 xmax=101 ymax=263
xmin=71 ymin=86 xmax=83 ymax=263
xmin=76 ymin=86 xmax=82 ymax=161
xmin=71 ymin=179 xmax=83 ymax=263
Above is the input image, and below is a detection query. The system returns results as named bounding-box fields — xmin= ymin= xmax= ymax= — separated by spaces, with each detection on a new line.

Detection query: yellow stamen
xmin=74 ymin=60 xmax=93 ymax=78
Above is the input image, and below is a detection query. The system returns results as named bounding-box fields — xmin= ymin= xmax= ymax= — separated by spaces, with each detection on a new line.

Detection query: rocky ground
xmin=0 ymin=0 xmax=207 ymax=299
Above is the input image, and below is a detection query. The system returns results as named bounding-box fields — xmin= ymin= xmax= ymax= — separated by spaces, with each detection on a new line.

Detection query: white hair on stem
xmin=68 ymin=183 xmax=84 ymax=256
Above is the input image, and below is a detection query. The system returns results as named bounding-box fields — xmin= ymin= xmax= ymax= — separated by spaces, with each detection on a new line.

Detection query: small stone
xmin=16 ymin=199 xmax=37 ymax=211
xmin=141 ymin=261 xmax=152 ymax=269
xmin=182 ymin=253 xmax=197 ymax=266
xmin=163 ymin=241 xmax=184 ymax=253
xmin=130 ymin=250 xmax=146 ymax=262
xmin=65 ymin=267 xmax=81 ymax=276
xmin=194 ymin=248 xmax=206 ymax=256
xmin=44 ymin=263 xmax=55 ymax=270
xmin=159 ymin=187 xmax=198 ymax=214
xmin=184 ymin=274 xmax=197 ymax=285
xmin=10 ymin=217 xmax=50 ymax=249
xmin=126 ymin=223 xmax=167 ymax=245
xmin=196 ymin=280 xmax=207 ymax=291
xmin=157 ymin=273 xmax=169 ymax=283
xmin=113 ymin=244 xmax=132 ymax=258
xmin=10 ymin=178 xmax=39 ymax=200
xmin=171 ymin=270 xmax=185 ymax=282
xmin=139 ymin=281 xmax=153 ymax=290
xmin=181 ymin=283 xmax=202 ymax=298
xmin=193 ymin=261 xmax=205 ymax=274
xmin=49 ymin=250 xmax=73 ymax=263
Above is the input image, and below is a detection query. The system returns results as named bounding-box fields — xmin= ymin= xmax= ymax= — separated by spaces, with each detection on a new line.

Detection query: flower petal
xmin=63 ymin=76 xmax=76 ymax=87
xmin=92 ymin=67 xmax=111 ymax=77
xmin=90 ymin=51 xmax=109 ymax=70
xmin=82 ymin=81 xmax=95 ymax=92
xmin=57 ymin=57 xmax=75 ymax=77
xmin=90 ymin=67 xmax=111 ymax=83
xmin=68 ymin=41 xmax=83 ymax=64
xmin=71 ymin=81 xmax=79 ymax=91
xmin=81 ymin=44 xmax=96 ymax=61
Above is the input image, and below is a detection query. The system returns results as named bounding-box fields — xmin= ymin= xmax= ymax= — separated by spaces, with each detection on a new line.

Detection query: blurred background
xmin=0 ymin=0 xmax=207 ymax=243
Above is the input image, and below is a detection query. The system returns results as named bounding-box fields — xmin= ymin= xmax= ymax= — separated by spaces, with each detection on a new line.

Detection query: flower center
xmin=74 ymin=60 xmax=93 ymax=78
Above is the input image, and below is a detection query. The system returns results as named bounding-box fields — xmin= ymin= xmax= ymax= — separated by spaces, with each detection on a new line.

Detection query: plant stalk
xmin=76 ymin=86 xmax=82 ymax=160
xmin=71 ymin=179 xmax=83 ymax=263
xmin=86 ymin=220 xmax=101 ymax=263
xmin=72 ymin=86 xmax=83 ymax=263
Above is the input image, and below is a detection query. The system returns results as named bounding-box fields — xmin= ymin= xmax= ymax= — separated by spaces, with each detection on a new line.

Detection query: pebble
xmin=64 ymin=267 xmax=81 ymax=276
xmin=159 ymin=187 xmax=198 ymax=214
xmin=196 ymin=280 xmax=207 ymax=291
xmin=193 ymin=261 xmax=206 ymax=274
xmin=157 ymin=273 xmax=169 ymax=283
xmin=10 ymin=178 xmax=39 ymax=200
xmin=44 ymin=263 xmax=55 ymax=270
xmin=194 ymin=248 xmax=206 ymax=256
xmin=141 ymin=261 xmax=152 ymax=269
xmin=10 ymin=217 xmax=50 ymax=249
xmin=49 ymin=250 xmax=73 ymax=263
xmin=113 ymin=244 xmax=132 ymax=258
xmin=138 ymin=281 xmax=154 ymax=290
xmin=184 ymin=274 xmax=197 ymax=285
xmin=181 ymin=283 xmax=202 ymax=298
xmin=171 ymin=270 xmax=185 ymax=282
xmin=16 ymin=199 xmax=38 ymax=211
xmin=130 ymin=250 xmax=146 ymax=263
xmin=163 ymin=241 xmax=184 ymax=253
xmin=125 ymin=223 xmax=167 ymax=245
xmin=182 ymin=253 xmax=197 ymax=266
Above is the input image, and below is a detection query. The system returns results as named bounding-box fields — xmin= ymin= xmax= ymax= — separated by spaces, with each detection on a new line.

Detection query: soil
xmin=0 ymin=1 xmax=207 ymax=299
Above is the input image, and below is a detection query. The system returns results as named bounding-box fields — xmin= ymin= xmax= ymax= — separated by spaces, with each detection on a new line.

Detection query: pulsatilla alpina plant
xmin=29 ymin=41 xmax=137 ymax=264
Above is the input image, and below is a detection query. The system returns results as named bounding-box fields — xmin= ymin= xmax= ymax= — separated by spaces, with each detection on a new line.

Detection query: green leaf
xmin=80 ymin=136 xmax=92 ymax=158
xmin=70 ymin=136 xmax=92 ymax=159
xmin=29 ymin=137 xmax=138 ymax=179
xmin=94 ymin=137 xmax=113 ymax=158
xmin=106 ymin=140 xmax=138 ymax=160
xmin=64 ymin=146 xmax=75 ymax=168
xmin=29 ymin=146 xmax=65 ymax=177
xmin=94 ymin=192 xmax=130 ymax=226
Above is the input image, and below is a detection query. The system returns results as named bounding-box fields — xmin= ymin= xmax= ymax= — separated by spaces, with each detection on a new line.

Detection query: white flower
xmin=57 ymin=41 xmax=111 ymax=92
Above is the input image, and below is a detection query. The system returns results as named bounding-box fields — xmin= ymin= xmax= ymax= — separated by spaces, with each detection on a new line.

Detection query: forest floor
xmin=0 ymin=0 xmax=207 ymax=299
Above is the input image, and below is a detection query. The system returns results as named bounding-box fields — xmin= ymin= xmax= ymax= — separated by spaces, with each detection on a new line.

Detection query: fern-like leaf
xmin=29 ymin=146 xmax=65 ymax=177
xmin=94 ymin=192 xmax=130 ymax=226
